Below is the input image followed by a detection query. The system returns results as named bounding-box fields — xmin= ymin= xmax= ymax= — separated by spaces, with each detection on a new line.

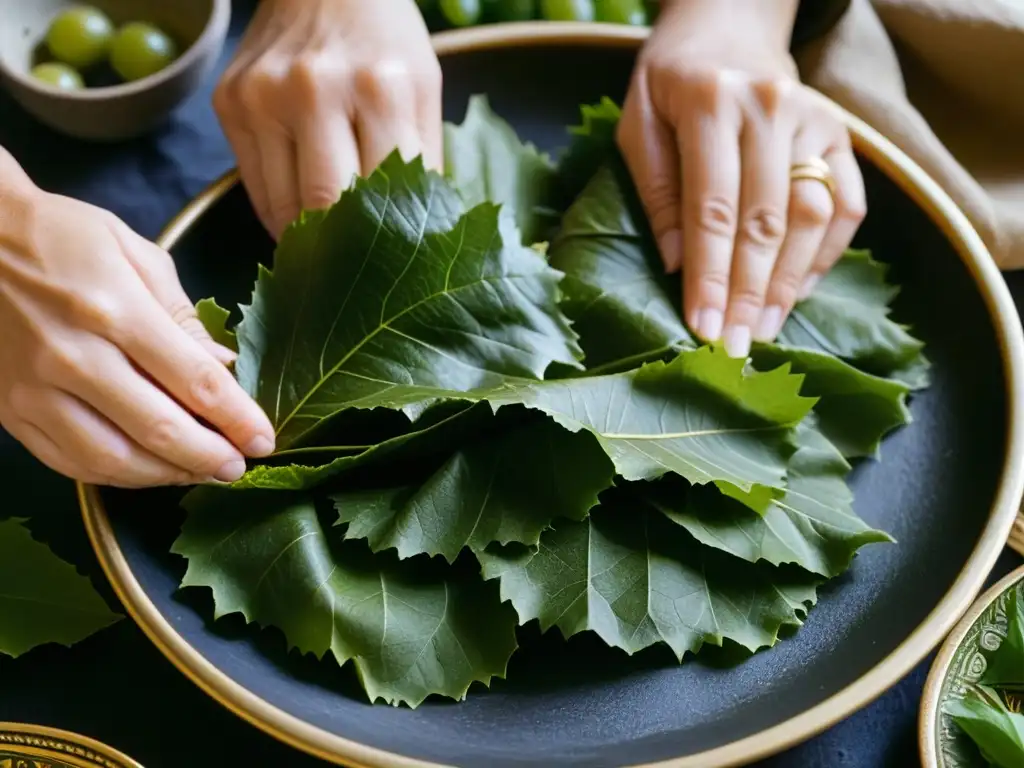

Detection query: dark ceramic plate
xmin=81 ymin=24 xmax=1024 ymax=768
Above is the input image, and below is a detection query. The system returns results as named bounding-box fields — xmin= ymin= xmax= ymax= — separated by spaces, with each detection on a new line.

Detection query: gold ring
xmin=790 ymin=157 xmax=837 ymax=202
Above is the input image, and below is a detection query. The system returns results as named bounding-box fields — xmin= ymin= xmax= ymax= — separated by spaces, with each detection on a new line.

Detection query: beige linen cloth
xmin=795 ymin=0 xmax=1024 ymax=269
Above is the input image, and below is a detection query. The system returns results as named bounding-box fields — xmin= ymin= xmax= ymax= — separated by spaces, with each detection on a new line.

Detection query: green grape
xmin=440 ymin=0 xmax=483 ymax=26
xmin=45 ymin=6 xmax=114 ymax=69
xmin=596 ymin=0 xmax=647 ymax=25
xmin=489 ymin=0 xmax=537 ymax=21
xmin=109 ymin=22 xmax=178 ymax=82
xmin=30 ymin=62 xmax=84 ymax=90
xmin=541 ymin=0 xmax=595 ymax=21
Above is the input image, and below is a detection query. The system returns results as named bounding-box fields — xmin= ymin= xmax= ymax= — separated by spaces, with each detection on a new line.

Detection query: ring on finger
xmin=790 ymin=156 xmax=837 ymax=203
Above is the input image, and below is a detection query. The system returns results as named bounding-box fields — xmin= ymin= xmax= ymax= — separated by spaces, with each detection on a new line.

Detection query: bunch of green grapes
xmin=421 ymin=0 xmax=658 ymax=31
xmin=31 ymin=5 xmax=179 ymax=91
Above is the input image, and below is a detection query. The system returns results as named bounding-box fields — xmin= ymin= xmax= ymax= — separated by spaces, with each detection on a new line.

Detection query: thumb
xmin=616 ymin=87 xmax=682 ymax=272
xmin=115 ymin=226 xmax=237 ymax=367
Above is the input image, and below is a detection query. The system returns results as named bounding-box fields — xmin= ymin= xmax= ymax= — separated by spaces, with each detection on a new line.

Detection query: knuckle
xmin=789 ymin=189 xmax=833 ymax=227
xmin=353 ymin=59 xmax=411 ymax=102
xmin=6 ymin=383 xmax=36 ymax=413
xmin=188 ymin=362 xmax=227 ymax=410
xmin=167 ymin=299 xmax=198 ymax=329
xmin=729 ymin=286 xmax=768 ymax=313
xmin=68 ymin=290 xmax=126 ymax=335
xmin=145 ymin=418 xmax=181 ymax=453
xmin=415 ymin=58 xmax=442 ymax=91
xmin=90 ymin=444 xmax=134 ymax=480
xmin=641 ymin=181 xmax=679 ymax=234
xmin=677 ymin=68 xmax=734 ymax=113
xmin=695 ymin=195 xmax=737 ymax=237
xmin=750 ymin=77 xmax=795 ymax=114
xmin=768 ymin=271 xmax=803 ymax=304
xmin=235 ymin=71 xmax=276 ymax=114
xmin=839 ymin=194 xmax=867 ymax=224
xmin=302 ymin=184 xmax=340 ymax=211
xmin=739 ymin=206 xmax=787 ymax=248
xmin=34 ymin=342 xmax=90 ymax=384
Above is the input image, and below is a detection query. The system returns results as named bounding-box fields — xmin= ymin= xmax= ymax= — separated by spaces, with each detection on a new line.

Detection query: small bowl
xmin=0 ymin=0 xmax=230 ymax=141
xmin=920 ymin=563 xmax=1024 ymax=767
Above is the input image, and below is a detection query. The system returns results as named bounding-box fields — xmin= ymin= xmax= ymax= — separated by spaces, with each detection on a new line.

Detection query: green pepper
xmin=540 ymin=0 xmax=596 ymax=22
xmin=440 ymin=0 xmax=483 ymax=26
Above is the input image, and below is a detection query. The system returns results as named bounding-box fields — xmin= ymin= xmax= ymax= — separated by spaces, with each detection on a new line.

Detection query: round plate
xmin=81 ymin=23 xmax=1024 ymax=768
xmin=920 ymin=563 xmax=1024 ymax=767
xmin=0 ymin=722 xmax=144 ymax=768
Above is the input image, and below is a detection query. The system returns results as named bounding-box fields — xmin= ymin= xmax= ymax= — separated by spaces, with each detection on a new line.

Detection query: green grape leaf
xmin=750 ymin=344 xmax=911 ymax=459
xmin=485 ymin=346 xmax=814 ymax=492
xmin=778 ymin=250 xmax=930 ymax=389
xmin=228 ymin=402 xmax=488 ymax=491
xmin=646 ymin=424 xmax=893 ymax=577
xmin=478 ymin=497 xmax=818 ymax=659
xmin=556 ymin=97 xmax=623 ymax=207
xmin=547 ymin=162 xmax=920 ymax=456
xmin=981 ymin=586 xmax=1024 ymax=688
xmin=0 ymin=518 xmax=120 ymax=658
xmin=195 ymin=298 xmax=237 ymax=353
xmin=234 ymin=152 xmax=582 ymax=449
xmin=333 ymin=414 xmax=614 ymax=561
xmin=173 ymin=488 xmax=518 ymax=707
xmin=946 ymin=687 xmax=1024 ymax=768
xmin=444 ymin=94 xmax=560 ymax=244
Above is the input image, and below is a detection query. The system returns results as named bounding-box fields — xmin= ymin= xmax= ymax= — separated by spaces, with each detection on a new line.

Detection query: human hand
xmin=213 ymin=0 xmax=442 ymax=240
xmin=0 ymin=159 xmax=275 ymax=488
xmin=617 ymin=0 xmax=866 ymax=358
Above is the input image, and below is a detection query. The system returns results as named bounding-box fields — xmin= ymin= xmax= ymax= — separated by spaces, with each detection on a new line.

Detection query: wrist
xmin=657 ymin=0 xmax=800 ymax=52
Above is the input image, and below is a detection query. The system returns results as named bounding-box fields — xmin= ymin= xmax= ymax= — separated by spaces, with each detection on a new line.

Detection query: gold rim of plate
xmin=919 ymin=563 xmax=1024 ymax=766
xmin=78 ymin=22 xmax=1024 ymax=768
xmin=0 ymin=722 xmax=144 ymax=768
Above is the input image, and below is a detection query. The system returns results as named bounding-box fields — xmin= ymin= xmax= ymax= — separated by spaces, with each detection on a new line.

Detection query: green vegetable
xmin=109 ymin=22 xmax=178 ymax=82
xmin=595 ymin=0 xmax=647 ymax=25
xmin=45 ymin=6 xmax=114 ymax=69
xmin=0 ymin=518 xmax=120 ymax=657
xmin=982 ymin=589 xmax=1024 ymax=688
xmin=176 ymin=97 xmax=927 ymax=707
xmin=541 ymin=0 xmax=596 ymax=21
xmin=440 ymin=0 xmax=483 ymax=26
xmin=947 ymin=687 xmax=1024 ymax=768
xmin=487 ymin=0 xmax=537 ymax=21
xmin=30 ymin=62 xmax=84 ymax=90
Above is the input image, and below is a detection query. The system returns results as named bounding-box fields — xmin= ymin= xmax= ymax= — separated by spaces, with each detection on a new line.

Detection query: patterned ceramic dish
xmin=920 ymin=564 xmax=1024 ymax=767
xmin=0 ymin=722 xmax=144 ymax=768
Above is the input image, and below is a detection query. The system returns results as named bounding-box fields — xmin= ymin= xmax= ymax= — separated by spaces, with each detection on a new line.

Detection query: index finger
xmin=677 ymin=90 xmax=742 ymax=343
xmin=114 ymin=294 xmax=276 ymax=457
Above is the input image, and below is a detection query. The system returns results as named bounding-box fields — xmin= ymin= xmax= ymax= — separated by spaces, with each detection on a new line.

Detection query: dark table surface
xmin=2 ymin=4 xmax=1023 ymax=767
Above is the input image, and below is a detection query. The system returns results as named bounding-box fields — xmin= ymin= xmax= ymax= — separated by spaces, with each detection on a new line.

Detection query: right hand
xmin=0 ymin=170 xmax=276 ymax=488
xmin=213 ymin=0 xmax=443 ymax=241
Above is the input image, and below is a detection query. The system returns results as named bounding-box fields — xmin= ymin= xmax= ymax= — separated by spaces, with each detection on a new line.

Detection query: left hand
xmin=617 ymin=0 xmax=866 ymax=358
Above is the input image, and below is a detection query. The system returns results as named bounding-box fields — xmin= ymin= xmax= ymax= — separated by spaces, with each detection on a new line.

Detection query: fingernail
xmin=215 ymin=458 xmax=247 ymax=483
xmin=695 ymin=308 xmax=724 ymax=342
xmin=659 ymin=229 xmax=682 ymax=273
xmin=799 ymin=274 xmax=821 ymax=301
xmin=245 ymin=435 xmax=275 ymax=457
xmin=723 ymin=325 xmax=751 ymax=359
xmin=755 ymin=305 xmax=784 ymax=342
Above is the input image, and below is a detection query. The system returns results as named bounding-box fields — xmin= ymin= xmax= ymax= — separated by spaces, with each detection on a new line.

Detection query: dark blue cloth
xmin=0 ymin=5 xmax=1021 ymax=766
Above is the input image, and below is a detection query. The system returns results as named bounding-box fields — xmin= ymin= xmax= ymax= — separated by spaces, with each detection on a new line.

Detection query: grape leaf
xmin=444 ymin=94 xmax=560 ymax=244
xmin=547 ymin=162 xmax=919 ymax=456
xmin=749 ymin=345 xmax=911 ymax=459
xmin=333 ymin=414 xmax=614 ymax=561
xmin=196 ymin=298 xmax=237 ymax=354
xmin=0 ymin=518 xmax=120 ymax=658
xmin=173 ymin=488 xmax=518 ymax=707
xmin=226 ymin=402 xmax=489 ymax=491
xmin=234 ymin=152 xmax=582 ymax=448
xmin=484 ymin=346 xmax=814 ymax=492
xmin=946 ymin=687 xmax=1024 ymax=768
xmin=645 ymin=424 xmax=893 ymax=577
xmin=556 ymin=97 xmax=622 ymax=208
xmin=779 ymin=250 xmax=930 ymax=389
xmin=980 ymin=585 xmax=1024 ymax=688
xmin=477 ymin=496 xmax=818 ymax=659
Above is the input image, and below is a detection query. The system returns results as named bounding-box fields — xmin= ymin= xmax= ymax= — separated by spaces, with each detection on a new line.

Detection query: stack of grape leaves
xmin=177 ymin=96 xmax=930 ymax=707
